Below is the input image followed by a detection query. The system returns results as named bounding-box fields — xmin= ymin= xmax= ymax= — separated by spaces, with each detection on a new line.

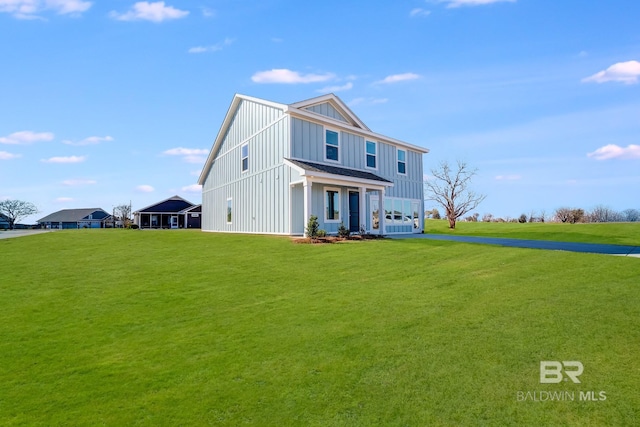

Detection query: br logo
xmin=540 ymin=361 xmax=584 ymax=384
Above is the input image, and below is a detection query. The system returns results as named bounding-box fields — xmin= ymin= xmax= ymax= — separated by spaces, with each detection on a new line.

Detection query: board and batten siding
xmin=290 ymin=117 xmax=424 ymax=200
xmin=304 ymin=103 xmax=349 ymax=123
xmin=202 ymin=99 xmax=292 ymax=233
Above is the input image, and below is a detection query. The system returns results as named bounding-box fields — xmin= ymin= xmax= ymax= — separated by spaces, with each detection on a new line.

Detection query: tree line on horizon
xmin=425 ymin=206 xmax=640 ymax=224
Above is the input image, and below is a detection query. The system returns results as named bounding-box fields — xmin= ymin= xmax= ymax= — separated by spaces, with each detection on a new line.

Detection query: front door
xmin=170 ymin=216 xmax=179 ymax=229
xmin=348 ymin=191 xmax=359 ymax=233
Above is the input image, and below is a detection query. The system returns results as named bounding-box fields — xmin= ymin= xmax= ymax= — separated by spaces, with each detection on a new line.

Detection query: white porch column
xmin=359 ymin=187 xmax=366 ymax=233
xmin=379 ymin=187 xmax=385 ymax=235
xmin=303 ymin=179 xmax=312 ymax=237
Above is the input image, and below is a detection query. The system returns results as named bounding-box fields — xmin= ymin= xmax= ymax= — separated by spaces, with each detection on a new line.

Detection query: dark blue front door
xmin=349 ymin=191 xmax=359 ymax=233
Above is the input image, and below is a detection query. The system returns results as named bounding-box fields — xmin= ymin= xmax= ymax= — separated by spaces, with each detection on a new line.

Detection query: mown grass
xmin=1 ymin=230 xmax=639 ymax=426
xmin=425 ymin=219 xmax=640 ymax=245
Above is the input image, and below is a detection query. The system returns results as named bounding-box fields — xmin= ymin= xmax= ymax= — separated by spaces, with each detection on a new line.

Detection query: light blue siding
xmin=202 ymin=99 xmax=291 ymax=233
xmin=305 ymin=102 xmax=348 ymax=123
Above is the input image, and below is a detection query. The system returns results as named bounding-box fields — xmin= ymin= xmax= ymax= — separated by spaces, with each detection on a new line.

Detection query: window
xmin=325 ymin=129 xmax=339 ymax=162
xmin=384 ymin=199 xmax=392 ymax=225
xmin=366 ymin=141 xmax=377 ymax=169
xmin=371 ymin=198 xmax=379 ymax=230
xmin=397 ymin=149 xmax=406 ymax=175
xmin=241 ymin=144 xmax=248 ymax=172
xmin=226 ymin=198 xmax=232 ymax=223
xmin=325 ymin=188 xmax=341 ymax=222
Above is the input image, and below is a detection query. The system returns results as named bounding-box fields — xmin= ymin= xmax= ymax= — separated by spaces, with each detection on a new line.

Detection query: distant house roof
xmin=134 ymin=195 xmax=195 ymax=214
xmin=179 ymin=204 xmax=201 ymax=214
xmin=38 ymin=208 xmax=109 ymax=223
xmin=284 ymin=158 xmax=393 ymax=184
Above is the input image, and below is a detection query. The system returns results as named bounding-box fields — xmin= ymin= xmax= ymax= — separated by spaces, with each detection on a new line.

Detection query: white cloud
xmin=348 ymin=97 xmax=389 ymax=106
xmin=54 ymin=197 xmax=74 ymax=203
xmin=0 ymin=0 xmax=91 ymax=18
xmin=410 ymin=8 xmax=431 ymax=17
xmin=0 ymin=130 xmax=54 ymax=145
xmin=136 ymin=184 xmax=155 ymax=192
xmin=587 ymin=144 xmax=640 ymax=160
xmin=163 ymin=147 xmax=208 ymax=156
xmin=582 ymin=61 xmax=640 ymax=85
xmin=376 ymin=73 xmax=420 ymax=84
xmin=63 ymin=135 xmax=113 ymax=146
xmin=251 ymin=69 xmax=335 ymax=84
xmin=110 ymin=1 xmax=188 ymax=22
xmin=495 ymin=174 xmax=522 ymax=180
xmin=164 ymin=147 xmax=208 ymax=164
xmin=0 ymin=151 xmax=21 ymax=160
xmin=41 ymin=155 xmax=86 ymax=163
xmin=181 ymin=184 xmax=202 ymax=193
xmin=316 ymin=82 xmax=353 ymax=93
xmin=62 ymin=179 xmax=97 ymax=186
xmin=437 ymin=0 xmax=516 ymax=7
xmin=190 ymin=169 xmax=202 ymax=176
xmin=188 ymin=38 xmax=234 ymax=54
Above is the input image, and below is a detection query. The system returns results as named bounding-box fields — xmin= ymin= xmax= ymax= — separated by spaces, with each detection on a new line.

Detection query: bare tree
xmin=424 ymin=160 xmax=486 ymax=229
xmin=554 ymin=207 xmax=584 ymax=224
xmin=114 ymin=204 xmax=132 ymax=228
xmin=587 ymin=205 xmax=623 ymax=223
xmin=623 ymin=208 xmax=639 ymax=222
xmin=0 ymin=199 xmax=38 ymax=229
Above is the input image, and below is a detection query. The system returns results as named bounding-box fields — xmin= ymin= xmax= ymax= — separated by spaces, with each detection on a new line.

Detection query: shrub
xmin=337 ymin=223 xmax=350 ymax=238
xmin=306 ymin=215 xmax=319 ymax=238
xmin=518 ymin=214 xmax=527 ymax=223
xmin=130 ymin=224 xmax=139 ymax=229
xmin=317 ymin=229 xmax=327 ymax=238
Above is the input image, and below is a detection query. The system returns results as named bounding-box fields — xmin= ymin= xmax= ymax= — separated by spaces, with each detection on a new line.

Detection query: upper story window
xmin=365 ymin=141 xmax=377 ymax=169
xmin=241 ymin=144 xmax=248 ymax=172
xmin=325 ymin=129 xmax=339 ymax=162
xmin=397 ymin=149 xmax=406 ymax=175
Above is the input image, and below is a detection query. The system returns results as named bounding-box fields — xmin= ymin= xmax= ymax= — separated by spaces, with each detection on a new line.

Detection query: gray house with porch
xmin=198 ymin=93 xmax=429 ymax=236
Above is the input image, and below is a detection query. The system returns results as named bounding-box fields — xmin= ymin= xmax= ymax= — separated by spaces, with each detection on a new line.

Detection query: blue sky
xmin=2 ymin=0 xmax=639 ymax=223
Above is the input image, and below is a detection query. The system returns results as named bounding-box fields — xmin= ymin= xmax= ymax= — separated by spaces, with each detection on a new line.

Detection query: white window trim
xmin=226 ymin=197 xmax=232 ymax=224
xmin=324 ymin=187 xmax=341 ymax=223
xmin=324 ymin=127 xmax=340 ymax=163
xmin=365 ymin=140 xmax=377 ymax=170
xmin=397 ymin=148 xmax=407 ymax=176
xmin=241 ymin=143 xmax=248 ymax=173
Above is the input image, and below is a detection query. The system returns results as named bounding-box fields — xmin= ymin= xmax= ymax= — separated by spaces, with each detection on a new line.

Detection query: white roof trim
xmin=198 ymin=94 xmax=288 ymax=185
xmin=288 ymin=108 xmax=429 ymax=154
xmin=133 ymin=195 xmax=193 ymax=214
xmin=289 ymin=93 xmax=371 ymax=131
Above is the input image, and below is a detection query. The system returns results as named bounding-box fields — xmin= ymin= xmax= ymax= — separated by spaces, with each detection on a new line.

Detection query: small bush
xmin=337 ymin=223 xmax=350 ymax=238
xmin=317 ymin=229 xmax=327 ymax=237
xmin=306 ymin=215 xmax=319 ymax=238
xmin=130 ymin=224 xmax=139 ymax=229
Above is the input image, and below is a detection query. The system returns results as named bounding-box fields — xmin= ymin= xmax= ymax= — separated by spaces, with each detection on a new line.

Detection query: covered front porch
xmin=285 ymin=159 xmax=399 ymax=237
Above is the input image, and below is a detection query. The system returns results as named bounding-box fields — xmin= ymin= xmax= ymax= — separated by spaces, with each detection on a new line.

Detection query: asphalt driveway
xmin=0 ymin=230 xmax=55 ymax=239
xmin=391 ymin=233 xmax=640 ymax=257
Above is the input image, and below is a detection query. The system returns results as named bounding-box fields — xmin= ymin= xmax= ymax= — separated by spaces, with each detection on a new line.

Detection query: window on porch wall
xmin=325 ymin=189 xmax=340 ymax=221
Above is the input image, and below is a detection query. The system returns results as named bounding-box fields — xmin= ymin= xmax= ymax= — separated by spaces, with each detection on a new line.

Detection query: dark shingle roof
xmin=285 ymin=159 xmax=392 ymax=183
xmin=136 ymin=196 xmax=194 ymax=213
xmin=38 ymin=208 xmax=109 ymax=223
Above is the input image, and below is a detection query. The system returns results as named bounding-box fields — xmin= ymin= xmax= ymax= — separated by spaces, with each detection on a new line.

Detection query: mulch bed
xmin=292 ymin=234 xmax=386 ymax=244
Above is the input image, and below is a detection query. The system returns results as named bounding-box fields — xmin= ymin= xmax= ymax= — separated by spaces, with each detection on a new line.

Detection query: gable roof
xmin=198 ymin=93 xmax=429 ymax=185
xmin=289 ymin=93 xmax=371 ymax=131
xmin=38 ymin=208 xmax=109 ymax=223
xmin=133 ymin=195 xmax=194 ymax=214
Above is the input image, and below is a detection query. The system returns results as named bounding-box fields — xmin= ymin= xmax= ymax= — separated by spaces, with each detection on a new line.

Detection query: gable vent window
xmin=366 ymin=141 xmax=377 ymax=169
xmin=325 ymin=129 xmax=339 ymax=162
xmin=241 ymin=144 xmax=249 ymax=172
xmin=397 ymin=149 xmax=407 ymax=175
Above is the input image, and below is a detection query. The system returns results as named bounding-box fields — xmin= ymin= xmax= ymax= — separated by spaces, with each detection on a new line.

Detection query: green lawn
xmin=1 ymin=230 xmax=639 ymax=426
xmin=425 ymin=219 xmax=640 ymax=245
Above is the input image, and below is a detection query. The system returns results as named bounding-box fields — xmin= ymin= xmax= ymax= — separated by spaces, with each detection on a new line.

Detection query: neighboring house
xmin=0 ymin=213 xmax=9 ymax=230
xmin=38 ymin=208 xmax=111 ymax=229
xmin=198 ymin=93 xmax=429 ymax=236
xmin=133 ymin=196 xmax=201 ymax=229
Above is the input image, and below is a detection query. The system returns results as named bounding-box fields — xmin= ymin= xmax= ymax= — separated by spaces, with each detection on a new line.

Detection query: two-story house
xmin=198 ymin=93 xmax=429 ymax=236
